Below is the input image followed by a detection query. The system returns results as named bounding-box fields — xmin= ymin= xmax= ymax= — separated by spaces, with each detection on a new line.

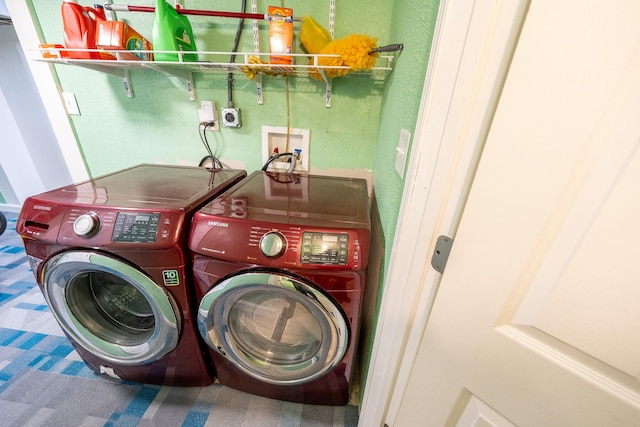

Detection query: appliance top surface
xmin=36 ymin=164 xmax=246 ymax=210
xmin=201 ymin=171 xmax=370 ymax=226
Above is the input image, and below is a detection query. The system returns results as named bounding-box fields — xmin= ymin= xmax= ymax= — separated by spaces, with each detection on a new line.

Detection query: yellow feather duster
xmin=309 ymin=34 xmax=379 ymax=80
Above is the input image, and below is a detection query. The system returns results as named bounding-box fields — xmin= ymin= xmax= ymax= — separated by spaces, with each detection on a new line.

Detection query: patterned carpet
xmin=0 ymin=212 xmax=359 ymax=427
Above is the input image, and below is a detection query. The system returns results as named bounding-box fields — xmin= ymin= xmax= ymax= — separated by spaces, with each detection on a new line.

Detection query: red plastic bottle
xmin=61 ymin=2 xmax=110 ymax=59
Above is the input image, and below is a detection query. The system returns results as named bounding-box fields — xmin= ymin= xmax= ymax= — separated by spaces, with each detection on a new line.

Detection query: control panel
xmin=300 ymin=232 xmax=349 ymax=265
xmin=190 ymin=215 xmax=368 ymax=270
xmin=112 ymin=212 xmax=161 ymax=243
xmin=54 ymin=208 xmax=180 ymax=248
xmin=255 ymin=230 xmax=350 ymax=265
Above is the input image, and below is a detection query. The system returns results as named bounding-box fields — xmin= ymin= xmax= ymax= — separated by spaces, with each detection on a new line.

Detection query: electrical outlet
xmin=221 ymin=107 xmax=241 ymax=128
xmin=198 ymin=101 xmax=218 ymax=131
xmin=262 ymin=126 xmax=310 ymax=172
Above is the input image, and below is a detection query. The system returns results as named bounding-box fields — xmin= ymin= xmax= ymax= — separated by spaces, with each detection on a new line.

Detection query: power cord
xmin=199 ymin=122 xmax=223 ymax=170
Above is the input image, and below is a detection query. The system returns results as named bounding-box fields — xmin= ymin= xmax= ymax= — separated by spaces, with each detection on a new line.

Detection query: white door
xmin=394 ymin=0 xmax=640 ymax=426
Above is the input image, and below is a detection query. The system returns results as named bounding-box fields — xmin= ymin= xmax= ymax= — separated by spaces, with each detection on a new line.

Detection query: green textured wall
xmin=375 ymin=1 xmax=440 ymax=269
xmin=359 ymin=0 xmax=440 ymax=394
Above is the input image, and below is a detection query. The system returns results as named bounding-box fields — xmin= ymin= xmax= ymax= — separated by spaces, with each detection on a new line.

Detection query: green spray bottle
xmin=152 ymin=0 xmax=198 ymax=62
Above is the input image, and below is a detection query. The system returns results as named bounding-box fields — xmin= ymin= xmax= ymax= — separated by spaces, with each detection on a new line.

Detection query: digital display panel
xmin=300 ymin=232 xmax=348 ymax=265
xmin=112 ymin=212 xmax=160 ymax=243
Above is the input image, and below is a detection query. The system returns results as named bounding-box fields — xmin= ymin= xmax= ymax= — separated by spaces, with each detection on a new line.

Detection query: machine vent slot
xmin=24 ymin=220 xmax=49 ymax=230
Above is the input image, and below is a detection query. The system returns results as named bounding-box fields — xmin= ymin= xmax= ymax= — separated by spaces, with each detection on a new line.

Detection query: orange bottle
xmin=61 ymin=2 xmax=112 ymax=59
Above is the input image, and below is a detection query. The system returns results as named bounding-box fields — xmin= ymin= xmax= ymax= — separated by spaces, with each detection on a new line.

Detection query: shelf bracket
xmin=256 ymin=75 xmax=264 ymax=104
xmin=251 ymin=0 xmax=263 ymax=105
xmin=122 ymin=69 xmax=134 ymax=98
xmin=186 ymin=72 xmax=195 ymax=101
xmin=317 ymin=70 xmax=332 ymax=108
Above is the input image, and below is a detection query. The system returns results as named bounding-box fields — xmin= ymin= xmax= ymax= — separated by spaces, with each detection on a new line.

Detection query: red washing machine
xmin=189 ymin=171 xmax=371 ymax=405
xmin=17 ymin=164 xmax=246 ymax=386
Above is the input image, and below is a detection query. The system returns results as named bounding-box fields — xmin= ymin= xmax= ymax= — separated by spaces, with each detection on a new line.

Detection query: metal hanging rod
xmin=103 ymin=4 xmax=301 ymax=22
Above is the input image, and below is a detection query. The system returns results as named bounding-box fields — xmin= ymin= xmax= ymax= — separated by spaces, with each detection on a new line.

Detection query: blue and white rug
xmin=0 ymin=212 xmax=359 ymax=427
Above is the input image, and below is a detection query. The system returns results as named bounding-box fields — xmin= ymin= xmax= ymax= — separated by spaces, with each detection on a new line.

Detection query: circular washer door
xmin=41 ymin=250 xmax=180 ymax=365
xmin=198 ymin=269 xmax=349 ymax=385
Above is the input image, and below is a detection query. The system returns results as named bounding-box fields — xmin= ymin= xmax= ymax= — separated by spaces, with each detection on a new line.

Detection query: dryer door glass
xmin=65 ymin=271 xmax=155 ymax=344
xmin=42 ymin=251 xmax=180 ymax=365
xmin=198 ymin=270 xmax=349 ymax=385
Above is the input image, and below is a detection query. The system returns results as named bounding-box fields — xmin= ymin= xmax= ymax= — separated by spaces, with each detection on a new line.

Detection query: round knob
xmin=259 ymin=231 xmax=287 ymax=258
xmin=73 ymin=212 xmax=100 ymax=236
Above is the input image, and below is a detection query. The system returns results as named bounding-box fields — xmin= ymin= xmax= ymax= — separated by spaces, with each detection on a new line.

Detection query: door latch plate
xmin=431 ymin=235 xmax=453 ymax=274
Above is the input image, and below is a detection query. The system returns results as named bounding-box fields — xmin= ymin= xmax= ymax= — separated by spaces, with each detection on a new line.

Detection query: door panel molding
xmin=497 ymin=325 xmax=640 ymax=409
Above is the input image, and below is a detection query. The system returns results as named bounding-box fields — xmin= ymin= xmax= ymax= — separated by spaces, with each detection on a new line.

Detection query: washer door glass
xmin=198 ymin=270 xmax=349 ymax=385
xmin=42 ymin=251 xmax=180 ymax=365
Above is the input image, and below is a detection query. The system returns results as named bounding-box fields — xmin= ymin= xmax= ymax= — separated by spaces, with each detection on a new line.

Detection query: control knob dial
xmin=73 ymin=212 xmax=100 ymax=236
xmin=259 ymin=231 xmax=287 ymax=258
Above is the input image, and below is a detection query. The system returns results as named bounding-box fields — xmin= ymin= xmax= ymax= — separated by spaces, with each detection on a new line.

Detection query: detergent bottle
xmin=61 ymin=1 xmax=111 ymax=59
xmin=152 ymin=0 xmax=198 ymax=62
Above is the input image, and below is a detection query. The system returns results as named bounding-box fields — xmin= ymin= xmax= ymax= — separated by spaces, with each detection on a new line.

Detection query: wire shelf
xmin=31 ymin=47 xmax=399 ymax=106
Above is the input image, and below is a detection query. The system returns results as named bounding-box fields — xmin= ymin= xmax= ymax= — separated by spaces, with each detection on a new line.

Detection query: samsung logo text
xmin=208 ymin=221 xmax=229 ymax=228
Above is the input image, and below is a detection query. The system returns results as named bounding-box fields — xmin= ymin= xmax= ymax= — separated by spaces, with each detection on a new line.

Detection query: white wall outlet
xmin=198 ymin=101 xmax=218 ymax=130
xmin=62 ymin=92 xmax=80 ymax=116
xmin=262 ymin=126 xmax=310 ymax=172
xmin=395 ymin=128 xmax=411 ymax=178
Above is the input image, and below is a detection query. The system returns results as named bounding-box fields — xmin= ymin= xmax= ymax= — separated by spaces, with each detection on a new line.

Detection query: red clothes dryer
xmin=17 ymin=164 xmax=246 ymax=386
xmin=189 ymin=171 xmax=371 ymax=405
